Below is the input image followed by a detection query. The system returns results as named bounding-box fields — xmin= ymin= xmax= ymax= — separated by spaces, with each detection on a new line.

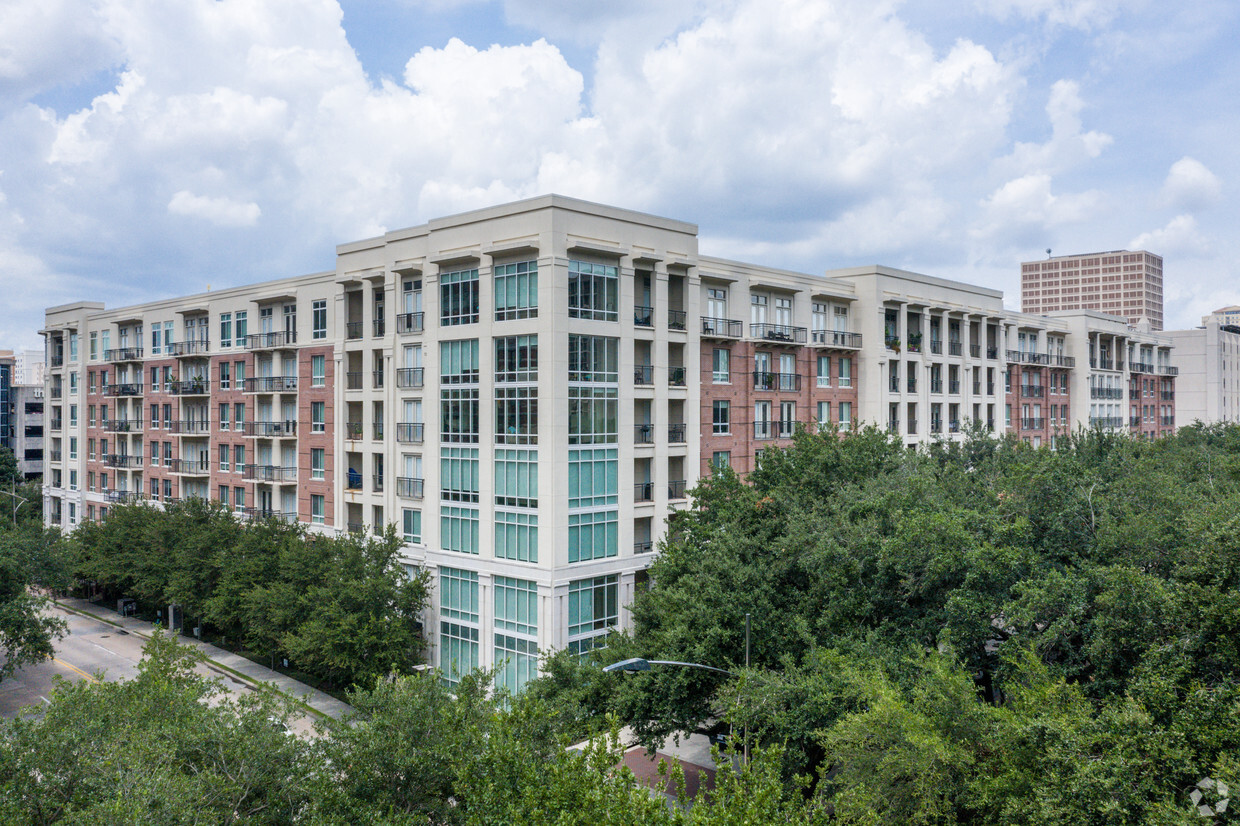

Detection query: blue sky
xmin=1 ymin=0 xmax=1237 ymax=349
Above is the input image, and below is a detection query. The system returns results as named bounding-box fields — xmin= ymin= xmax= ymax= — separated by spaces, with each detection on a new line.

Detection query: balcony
xmin=48 ymin=449 xmax=62 ymax=462
xmin=668 ymin=310 xmax=687 ymax=331
xmin=373 ymin=421 xmax=384 ymax=440
xmin=668 ymin=480 xmax=687 ymax=500
xmin=374 ymin=318 xmax=386 ymax=337
xmin=1161 ymin=416 xmax=1175 ymax=426
xmin=246 ymin=421 xmax=296 ymax=438
xmin=930 ymin=380 xmax=943 ymax=394
xmin=634 ymin=541 xmax=653 ymax=554
xmin=634 ymin=481 xmax=654 ymax=503
xmin=930 ymin=340 xmax=943 ymax=355
xmin=889 ymin=375 xmax=899 ymax=393
xmin=811 ymin=330 xmax=862 ymax=349
xmin=105 ymin=489 xmax=143 ymax=504
xmin=1130 ymin=362 xmax=1155 ymax=374
xmin=1161 ymin=390 xmax=1175 ymax=401
xmin=907 ymin=378 xmax=917 ymax=393
xmin=949 ymin=420 xmax=961 ymax=433
xmin=972 ymin=382 xmax=981 ymax=395
xmin=397 ymin=477 xmax=424 ymax=499
xmin=1021 ymin=418 xmax=1045 ymax=430
xmin=753 ymin=420 xmax=775 ymax=440
xmin=170 ymin=420 xmax=211 ymax=435
xmin=346 ymin=372 xmax=363 ymax=390
xmin=701 ymin=317 xmax=743 ymax=338
xmin=887 ymin=420 xmax=899 ymax=434
xmin=1055 ymin=355 xmax=1076 ymax=368
xmin=105 ymin=347 xmax=144 ymax=362
xmin=372 ymin=474 xmax=385 ymax=492
xmin=245 ymin=331 xmax=297 ymax=349
xmin=102 ymin=419 xmax=140 ymax=433
xmin=948 ymin=342 xmax=963 ymax=356
xmin=396 ymin=368 xmax=424 ymax=388
xmin=668 ymin=423 xmax=687 ymax=443
xmin=987 ymin=347 xmax=999 ymax=359
xmin=243 ymin=376 xmax=298 ymax=393
xmin=167 ymin=340 xmax=210 ymax=357
xmin=1021 ymin=385 xmax=1045 ymax=398
xmin=244 ymin=465 xmax=298 ymax=483
xmin=886 ymin=335 xmax=901 ymax=351
xmin=104 ymin=383 xmax=143 ymax=397
xmin=169 ymin=459 xmax=210 ymax=475
xmin=949 ymin=380 xmax=960 ymax=393
xmin=669 ymin=367 xmax=687 ymax=387
xmin=373 ymin=370 xmax=385 ymax=389
xmin=242 ymin=508 xmax=297 ymax=523
xmin=1130 ymin=415 xmax=1143 ymax=428
xmin=970 ymin=344 xmax=981 ymax=358
xmin=987 ymin=382 xmax=996 ymax=395
xmin=168 ymin=379 xmax=210 ymax=396
xmin=396 ymin=423 xmax=424 ymax=443
xmin=50 ymin=354 xmax=64 ymax=368
xmin=346 ymin=421 xmax=363 ymax=439
xmin=347 ymin=521 xmax=365 ymax=533
xmin=24 ymin=425 xmax=43 ymax=438
xmin=1089 ymin=416 xmax=1125 ymax=429
xmin=1091 ymin=387 xmax=1124 ymax=400
xmin=1160 ymin=365 xmax=1179 ymax=376
xmin=50 ymin=386 xmax=62 ymax=400
xmin=907 ymin=419 xmax=918 ymax=435
xmin=930 ymin=419 xmax=942 ymax=433
xmin=633 ymin=305 xmax=654 ymax=327
xmin=1024 ymin=352 xmax=1051 ymax=365
xmin=103 ymin=454 xmax=143 ymax=469
xmin=397 ymin=312 xmax=424 ymax=334
xmin=344 ymin=322 xmax=361 ymax=341
xmin=634 ymin=365 xmax=654 ymax=386
xmin=751 ymin=323 xmax=807 ymax=344
xmin=634 ymin=424 xmax=655 ymax=445
xmin=753 ymin=371 xmax=801 ymax=392
xmin=49 ymin=420 xmax=63 ymax=432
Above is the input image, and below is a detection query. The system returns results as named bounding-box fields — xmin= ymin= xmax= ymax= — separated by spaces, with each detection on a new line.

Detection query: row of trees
xmin=533 ymin=423 xmax=1240 ymax=823
xmin=72 ymin=498 xmax=430 ymax=689
xmin=0 ymin=633 xmax=818 ymax=825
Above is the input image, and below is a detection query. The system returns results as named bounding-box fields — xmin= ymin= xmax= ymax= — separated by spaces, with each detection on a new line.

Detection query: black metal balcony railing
xmin=634 ymin=424 xmax=655 ymax=445
xmin=669 ymin=367 xmax=687 ymax=387
xmin=246 ymin=421 xmax=296 ymax=437
xmin=668 ymin=309 xmax=687 ymax=331
xmin=634 ymin=365 xmax=654 ymax=386
xmin=930 ymin=340 xmax=943 ymax=355
xmin=396 ymin=423 xmax=425 ymax=443
xmin=50 ymin=386 xmax=63 ymax=399
xmin=48 ymin=449 xmax=62 ymax=462
xmin=167 ymin=340 xmax=210 ymax=357
xmin=1130 ymin=415 xmax=1143 ymax=428
xmin=102 ymin=419 xmax=140 ymax=433
xmin=949 ymin=380 xmax=960 ymax=393
xmin=949 ymin=420 xmax=961 ymax=433
xmin=970 ymin=344 xmax=981 ymax=358
xmin=930 ymin=380 xmax=943 ymax=393
xmin=169 ymin=459 xmax=210 ymax=475
xmin=50 ymin=419 xmax=63 ymax=431
xmin=751 ymin=323 xmax=807 ymax=344
xmin=347 ymin=522 xmax=365 ymax=533
xmin=1006 ymin=350 xmax=1021 ymax=362
xmin=242 ymin=508 xmax=297 ymax=523
xmin=1130 ymin=362 xmax=1155 ymax=374
xmin=105 ymin=489 xmax=143 ymax=504
xmin=634 ymin=541 xmax=653 ymax=554
xmin=1161 ymin=391 xmax=1175 ymax=401
xmin=668 ymin=423 xmax=687 ymax=443
xmin=397 ymin=312 xmax=424 ymax=334
xmin=987 ymin=347 xmax=999 ymax=359
xmin=1090 ymin=416 xmax=1126 ymax=428
xmin=244 ymin=376 xmax=298 ymax=393
xmin=1021 ymin=385 xmax=1045 ymax=398
xmin=930 ymin=419 xmax=943 ymax=433
xmin=1091 ymin=387 xmax=1124 ymax=400
xmin=246 ymin=331 xmax=297 ymax=349
xmin=972 ymin=382 xmax=982 ymax=395
xmin=907 ymin=419 xmax=918 ymax=435
xmin=373 ymin=421 xmax=384 ymax=440
xmin=889 ymin=375 xmax=900 ymax=393
xmin=1056 ymin=355 xmax=1075 ymax=367
xmin=170 ymin=420 xmax=211 ymax=434
xmin=50 ymin=354 xmax=64 ymax=367
xmin=372 ymin=474 xmax=385 ymax=492
xmin=634 ymin=305 xmax=654 ymax=327
xmin=754 ymin=421 xmax=774 ymax=440
xmin=104 ymin=383 xmax=143 ymax=397
xmin=948 ymin=342 xmax=963 ymax=356
xmin=1160 ymin=365 xmax=1179 ymax=376
xmin=907 ymin=378 xmax=917 ymax=393
xmin=701 ymin=317 xmax=743 ymax=338
xmin=811 ymin=330 xmax=863 ymax=348
xmin=887 ymin=420 xmax=899 ymax=433
xmin=635 ymin=481 xmax=654 ymax=502
xmin=105 ymin=347 xmax=144 ymax=362
xmin=244 ymin=465 xmax=299 ymax=483
xmin=346 ymin=422 xmax=363 ymax=439
xmin=1021 ymin=418 xmax=1045 ymax=430
xmin=397 ymin=477 xmax=424 ymax=499
xmin=169 ymin=379 xmax=209 ymax=396
xmin=104 ymin=454 xmax=143 ymax=469
xmin=373 ymin=370 xmax=385 ymax=389
xmin=886 ymin=334 xmax=900 ymax=351
xmin=753 ymin=371 xmax=801 ymax=392
xmin=1025 ymin=352 xmax=1051 ymax=365
xmin=396 ymin=367 xmax=424 ymax=388
xmin=346 ymin=372 xmax=363 ymax=390
xmin=346 ymin=321 xmax=363 ymax=340
xmin=987 ymin=382 xmax=996 ymax=395
xmin=346 ymin=475 xmax=363 ymax=491
xmin=374 ymin=318 xmax=386 ymax=337
xmin=668 ymin=480 xmax=687 ymax=500
xmin=1161 ymin=416 xmax=1175 ymax=426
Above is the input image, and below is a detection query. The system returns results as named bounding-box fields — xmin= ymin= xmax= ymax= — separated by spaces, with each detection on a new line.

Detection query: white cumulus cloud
xmin=1129 ymin=214 xmax=1205 ymax=256
xmin=167 ymin=191 xmax=262 ymax=227
xmin=1158 ymin=156 xmax=1222 ymax=211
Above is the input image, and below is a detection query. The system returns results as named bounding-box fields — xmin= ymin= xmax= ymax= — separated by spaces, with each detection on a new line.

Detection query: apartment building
xmin=1166 ymin=319 xmax=1240 ymax=425
xmin=1021 ymin=250 xmax=1164 ymax=330
xmin=42 ymin=195 xmax=1177 ymax=691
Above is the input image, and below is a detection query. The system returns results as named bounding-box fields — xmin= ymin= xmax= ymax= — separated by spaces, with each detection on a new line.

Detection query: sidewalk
xmin=53 ymin=596 xmax=353 ymax=720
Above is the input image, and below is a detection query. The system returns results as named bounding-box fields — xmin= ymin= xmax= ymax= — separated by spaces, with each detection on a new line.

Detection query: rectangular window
xmin=234 ymin=403 xmax=244 ymax=431
xmin=712 ymin=400 xmax=730 ymax=434
xmin=312 ymin=401 xmax=325 ymax=433
xmin=712 ymin=450 xmax=731 ymax=470
xmin=219 ymin=362 xmax=230 ymax=390
xmin=89 ymin=332 xmax=98 ymax=360
xmin=817 ymin=355 xmax=831 ymax=387
xmin=712 ymin=348 xmax=730 ymax=383
xmin=235 ymin=311 xmax=247 ymax=342
xmin=219 ymin=403 xmax=230 ymax=430
xmin=441 ymin=506 xmax=480 ymax=554
xmin=838 ymin=402 xmax=852 ymax=428
xmin=219 ymin=486 xmax=230 ymax=506
xmin=494 ymin=260 xmax=538 ymax=321
xmin=493 ymin=576 xmax=538 ymax=692
xmin=838 ymin=358 xmax=852 ymax=388
xmin=402 ymin=509 xmax=422 ymax=543
xmin=817 ymin=401 xmax=831 ymax=426
xmin=312 ymin=355 xmax=325 ymax=387
xmin=440 ymin=339 xmax=480 ymax=384
xmin=162 ymin=403 xmax=172 ymax=429
xmin=311 ymin=494 xmax=324 ymax=524
xmin=567 ymin=575 xmax=618 ymax=654
xmin=219 ymin=445 xmax=230 ymax=472
xmin=495 ymin=449 xmax=538 ymax=508
xmin=568 ymin=510 xmax=618 ymax=563
xmin=311 ymin=448 xmax=325 ymax=480
xmin=220 ymin=313 xmax=232 ymax=348
xmin=440 ymin=621 xmax=479 ymax=687
xmin=568 ymin=335 xmax=619 ymax=383
xmin=495 ymin=386 xmax=537 ymax=445
xmin=151 ymin=325 xmax=162 ymax=355
xmin=495 ymin=335 xmax=538 ymax=382
xmin=568 ymin=448 xmax=618 ymax=509
xmin=494 ymin=633 xmax=538 ymax=696
xmin=441 ymin=388 xmax=480 ymax=444
xmin=567 ymin=260 xmax=618 ymax=321
xmin=495 ymin=510 xmax=538 ymax=562
xmin=312 ymin=300 xmax=327 ymax=339
xmin=440 ymin=268 xmax=480 ymax=326
xmin=568 ymin=386 xmax=618 ymax=445
xmin=440 ymin=447 xmax=480 ymax=503
xmin=234 ymin=444 xmax=245 ymax=473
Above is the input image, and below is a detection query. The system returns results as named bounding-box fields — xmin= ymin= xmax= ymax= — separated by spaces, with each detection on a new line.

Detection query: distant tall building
xmin=15 ymin=348 xmax=45 ymax=385
xmin=1202 ymin=306 xmax=1240 ymax=327
xmin=1167 ymin=318 xmax=1240 ymax=426
xmin=1021 ymin=250 xmax=1164 ymax=331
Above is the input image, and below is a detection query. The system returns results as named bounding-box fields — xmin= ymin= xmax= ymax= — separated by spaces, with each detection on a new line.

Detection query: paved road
xmin=0 ymin=605 xmax=319 ymax=736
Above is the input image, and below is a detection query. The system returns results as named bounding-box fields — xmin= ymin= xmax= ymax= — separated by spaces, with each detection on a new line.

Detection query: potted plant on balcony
xmin=887 ymin=337 xmax=901 ymax=353
xmin=907 ymin=332 xmax=922 ymax=352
